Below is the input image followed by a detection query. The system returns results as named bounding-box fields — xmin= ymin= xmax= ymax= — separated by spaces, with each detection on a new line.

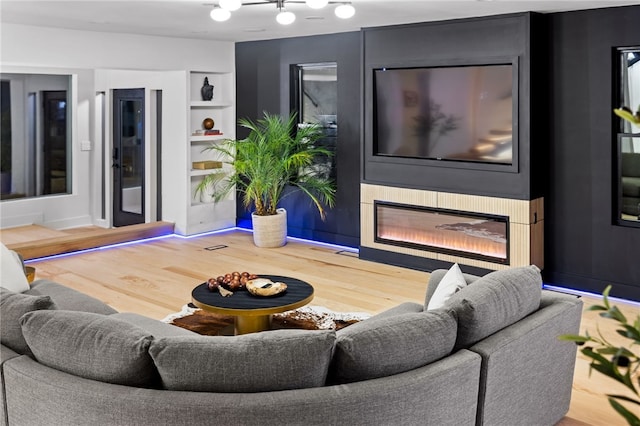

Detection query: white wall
xmin=0 ymin=23 xmax=234 ymax=230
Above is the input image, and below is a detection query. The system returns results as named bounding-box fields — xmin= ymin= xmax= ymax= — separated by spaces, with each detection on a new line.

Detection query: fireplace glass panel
xmin=375 ymin=202 xmax=509 ymax=263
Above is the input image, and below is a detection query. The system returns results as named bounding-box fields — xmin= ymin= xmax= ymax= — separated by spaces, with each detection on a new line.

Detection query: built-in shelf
xmin=189 ymin=168 xmax=227 ymax=177
xmin=186 ymin=70 xmax=236 ymax=232
xmin=190 ymin=135 xmax=226 ymax=142
xmin=190 ymin=101 xmax=232 ymax=108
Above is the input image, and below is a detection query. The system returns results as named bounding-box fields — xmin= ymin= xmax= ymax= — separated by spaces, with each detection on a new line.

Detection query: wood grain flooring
xmin=2 ymin=226 xmax=638 ymax=426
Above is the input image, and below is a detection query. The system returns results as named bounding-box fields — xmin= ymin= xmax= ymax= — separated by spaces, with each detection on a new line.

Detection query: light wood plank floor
xmin=4 ymin=227 xmax=638 ymax=425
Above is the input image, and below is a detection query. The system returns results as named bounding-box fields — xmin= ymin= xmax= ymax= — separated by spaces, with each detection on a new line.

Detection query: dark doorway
xmin=42 ymin=91 xmax=68 ymax=195
xmin=113 ymin=88 xmax=145 ymax=227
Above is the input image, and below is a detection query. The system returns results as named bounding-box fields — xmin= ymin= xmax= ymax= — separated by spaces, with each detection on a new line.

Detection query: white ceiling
xmin=0 ymin=0 xmax=637 ymax=43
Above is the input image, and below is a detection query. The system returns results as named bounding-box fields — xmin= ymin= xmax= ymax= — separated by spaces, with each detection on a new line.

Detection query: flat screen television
xmin=373 ymin=63 xmax=515 ymax=165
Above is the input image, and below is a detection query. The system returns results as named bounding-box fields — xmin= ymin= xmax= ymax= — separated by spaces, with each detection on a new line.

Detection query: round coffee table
xmin=191 ymin=275 xmax=314 ymax=335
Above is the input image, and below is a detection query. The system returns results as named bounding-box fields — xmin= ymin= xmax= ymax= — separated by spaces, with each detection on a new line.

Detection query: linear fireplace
xmin=360 ymin=184 xmax=544 ymax=272
xmin=375 ymin=201 xmax=509 ymax=264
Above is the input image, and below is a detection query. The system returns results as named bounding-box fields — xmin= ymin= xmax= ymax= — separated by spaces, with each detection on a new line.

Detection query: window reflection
xmin=293 ymin=63 xmax=337 ymax=181
xmin=0 ymin=73 xmax=71 ymax=200
xmin=620 ymin=137 xmax=640 ymax=222
xmin=616 ymin=47 xmax=640 ymax=226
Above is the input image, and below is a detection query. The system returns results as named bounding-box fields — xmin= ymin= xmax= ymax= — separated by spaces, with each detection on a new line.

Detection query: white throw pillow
xmin=1 ymin=243 xmax=30 ymax=293
xmin=427 ymin=263 xmax=467 ymax=311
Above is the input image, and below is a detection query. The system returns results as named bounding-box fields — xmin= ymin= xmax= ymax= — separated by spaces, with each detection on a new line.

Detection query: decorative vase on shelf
xmin=201 ymin=77 xmax=214 ymax=101
xmin=203 ymin=117 xmax=215 ymax=130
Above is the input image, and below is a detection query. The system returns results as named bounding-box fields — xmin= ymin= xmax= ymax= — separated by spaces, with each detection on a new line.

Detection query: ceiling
xmin=0 ymin=0 xmax=637 ymax=43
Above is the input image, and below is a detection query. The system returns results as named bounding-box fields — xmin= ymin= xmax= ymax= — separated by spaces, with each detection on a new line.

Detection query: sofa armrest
xmin=469 ymin=291 xmax=583 ymax=426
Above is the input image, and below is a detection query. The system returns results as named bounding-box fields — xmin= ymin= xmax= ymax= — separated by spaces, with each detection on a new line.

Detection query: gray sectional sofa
xmin=0 ymin=264 xmax=582 ymax=426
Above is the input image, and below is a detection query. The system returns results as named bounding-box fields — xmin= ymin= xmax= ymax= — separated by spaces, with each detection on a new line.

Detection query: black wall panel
xmin=235 ymin=32 xmax=362 ymax=247
xmin=545 ymin=6 xmax=640 ymax=301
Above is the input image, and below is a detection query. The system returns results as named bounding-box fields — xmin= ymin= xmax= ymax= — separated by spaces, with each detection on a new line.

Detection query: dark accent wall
xmin=235 ymin=6 xmax=640 ymax=302
xmin=362 ymin=13 xmax=549 ymax=200
xmin=235 ymin=32 xmax=361 ymax=247
xmin=545 ymin=5 xmax=640 ymax=301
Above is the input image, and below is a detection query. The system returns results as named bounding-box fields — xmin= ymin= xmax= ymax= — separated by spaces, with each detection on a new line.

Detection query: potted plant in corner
xmin=196 ymin=111 xmax=336 ymax=247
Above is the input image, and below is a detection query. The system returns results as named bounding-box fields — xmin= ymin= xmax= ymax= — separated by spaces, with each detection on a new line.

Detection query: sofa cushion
xmin=447 ymin=265 xmax=542 ymax=350
xmin=329 ymin=309 xmax=457 ymax=384
xmin=426 ymin=263 xmax=467 ymax=310
xmin=0 ymin=244 xmax=30 ymax=293
xmin=20 ymin=310 xmax=156 ymax=387
xmin=25 ymin=279 xmax=117 ymax=315
xmin=0 ymin=287 xmax=56 ymax=355
xmin=111 ymin=312 xmax=197 ymax=337
xmin=149 ymin=329 xmax=335 ymax=392
xmin=622 ymin=176 xmax=640 ymax=197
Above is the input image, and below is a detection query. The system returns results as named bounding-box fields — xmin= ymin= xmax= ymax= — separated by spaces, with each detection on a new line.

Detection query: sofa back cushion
xmin=329 ymin=309 xmax=457 ymax=384
xmin=20 ymin=310 xmax=156 ymax=387
xmin=149 ymin=329 xmax=336 ymax=392
xmin=0 ymin=287 xmax=56 ymax=355
xmin=446 ymin=265 xmax=542 ymax=350
xmin=25 ymin=280 xmax=118 ymax=315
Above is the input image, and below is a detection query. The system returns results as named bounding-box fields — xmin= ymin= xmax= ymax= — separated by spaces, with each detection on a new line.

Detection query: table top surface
xmin=191 ymin=275 xmax=314 ymax=316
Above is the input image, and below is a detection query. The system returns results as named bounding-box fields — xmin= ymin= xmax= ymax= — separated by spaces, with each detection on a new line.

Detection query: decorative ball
xmin=203 ymin=118 xmax=215 ymax=130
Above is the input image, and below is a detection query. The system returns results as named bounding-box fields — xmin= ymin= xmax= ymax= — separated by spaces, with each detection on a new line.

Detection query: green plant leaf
xmin=610 ymin=395 xmax=640 ymax=406
xmin=602 ymin=306 xmax=628 ymax=324
xmin=558 ymin=334 xmax=592 ymax=343
xmin=618 ymin=324 xmax=640 ymax=342
xmin=608 ymin=397 xmax=640 ymax=426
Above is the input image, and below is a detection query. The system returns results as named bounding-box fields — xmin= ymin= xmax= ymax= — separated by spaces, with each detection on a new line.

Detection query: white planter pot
xmin=251 ymin=208 xmax=287 ymax=248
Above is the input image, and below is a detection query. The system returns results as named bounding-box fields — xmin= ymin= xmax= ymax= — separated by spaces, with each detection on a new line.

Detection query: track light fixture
xmin=210 ymin=0 xmax=355 ymax=25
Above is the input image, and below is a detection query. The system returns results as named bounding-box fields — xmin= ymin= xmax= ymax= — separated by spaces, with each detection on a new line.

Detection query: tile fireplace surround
xmin=360 ymin=184 xmax=544 ymax=271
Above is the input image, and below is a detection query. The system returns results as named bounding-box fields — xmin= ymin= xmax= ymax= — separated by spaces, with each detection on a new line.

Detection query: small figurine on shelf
xmin=201 ymin=77 xmax=214 ymax=101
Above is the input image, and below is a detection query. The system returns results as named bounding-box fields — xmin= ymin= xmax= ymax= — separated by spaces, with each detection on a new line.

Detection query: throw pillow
xmin=149 ymin=329 xmax=336 ymax=392
xmin=426 ymin=263 xmax=467 ymax=310
xmin=447 ymin=265 xmax=542 ymax=350
xmin=0 ymin=243 xmax=29 ymax=293
xmin=329 ymin=309 xmax=457 ymax=384
xmin=0 ymin=287 xmax=56 ymax=355
xmin=20 ymin=310 xmax=156 ymax=387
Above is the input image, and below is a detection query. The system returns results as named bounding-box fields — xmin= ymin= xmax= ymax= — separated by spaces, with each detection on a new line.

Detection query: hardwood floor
xmin=2 ymin=226 xmax=638 ymax=425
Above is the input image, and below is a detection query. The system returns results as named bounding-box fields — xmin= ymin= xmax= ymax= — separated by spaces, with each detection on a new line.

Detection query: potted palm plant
xmin=196 ymin=111 xmax=336 ymax=247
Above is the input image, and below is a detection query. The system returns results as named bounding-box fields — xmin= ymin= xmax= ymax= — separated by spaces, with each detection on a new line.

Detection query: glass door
xmin=112 ymin=88 xmax=145 ymax=227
